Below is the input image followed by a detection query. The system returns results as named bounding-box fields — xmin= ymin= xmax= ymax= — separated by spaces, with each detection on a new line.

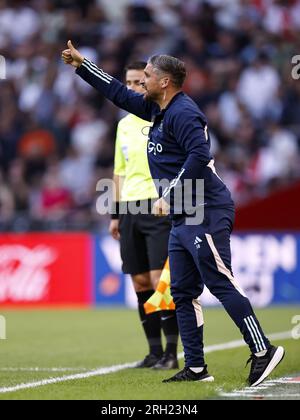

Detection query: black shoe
xmin=136 ymin=353 xmax=162 ymax=368
xmin=152 ymin=353 xmax=179 ymax=370
xmin=162 ymin=366 xmax=214 ymax=383
xmin=247 ymin=345 xmax=285 ymax=387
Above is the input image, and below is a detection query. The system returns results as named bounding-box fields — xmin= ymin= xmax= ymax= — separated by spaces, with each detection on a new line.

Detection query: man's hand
xmin=61 ymin=40 xmax=84 ymax=68
xmin=152 ymin=197 xmax=170 ymax=217
xmin=109 ymin=220 xmax=120 ymax=240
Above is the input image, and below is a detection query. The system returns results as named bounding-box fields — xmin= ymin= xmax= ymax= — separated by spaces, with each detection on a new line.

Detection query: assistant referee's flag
xmin=144 ymin=258 xmax=175 ymax=314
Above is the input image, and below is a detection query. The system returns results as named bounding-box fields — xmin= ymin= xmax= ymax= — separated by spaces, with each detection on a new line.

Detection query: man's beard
xmin=143 ymin=90 xmax=160 ymax=102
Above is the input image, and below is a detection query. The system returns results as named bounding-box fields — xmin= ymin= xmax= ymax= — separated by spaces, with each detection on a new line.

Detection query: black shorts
xmin=119 ymin=202 xmax=171 ymax=275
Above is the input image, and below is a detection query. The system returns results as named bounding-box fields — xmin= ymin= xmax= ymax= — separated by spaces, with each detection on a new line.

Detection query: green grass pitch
xmin=0 ymin=306 xmax=299 ymax=400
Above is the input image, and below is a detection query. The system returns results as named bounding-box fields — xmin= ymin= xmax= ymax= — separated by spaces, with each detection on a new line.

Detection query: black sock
xmin=160 ymin=310 xmax=179 ymax=356
xmin=136 ymin=291 xmax=163 ymax=357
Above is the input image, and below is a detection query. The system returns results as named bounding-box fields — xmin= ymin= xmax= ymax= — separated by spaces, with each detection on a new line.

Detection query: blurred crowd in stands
xmin=0 ymin=0 xmax=300 ymax=231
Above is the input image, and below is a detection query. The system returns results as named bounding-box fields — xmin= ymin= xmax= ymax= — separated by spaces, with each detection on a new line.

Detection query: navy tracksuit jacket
xmin=76 ymin=59 xmax=270 ymax=366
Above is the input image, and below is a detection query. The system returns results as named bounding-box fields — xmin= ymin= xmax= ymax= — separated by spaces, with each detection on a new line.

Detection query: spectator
xmin=0 ymin=169 xmax=15 ymax=226
xmin=38 ymin=166 xmax=73 ymax=222
xmin=0 ymin=0 xmax=299 ymax=230
xmin=237 ymin=51 xmax=280 ymax=120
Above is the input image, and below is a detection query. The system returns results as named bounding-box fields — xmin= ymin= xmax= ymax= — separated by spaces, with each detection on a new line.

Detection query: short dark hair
xmin=148 ymin=55 xmax=186 ymax=88
xmin=125 ymin=61 xmax=147 ymax=72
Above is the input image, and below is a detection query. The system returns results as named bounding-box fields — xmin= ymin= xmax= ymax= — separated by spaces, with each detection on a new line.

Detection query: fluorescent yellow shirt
xmin=114 ymin=113 xmax=158 ymax=201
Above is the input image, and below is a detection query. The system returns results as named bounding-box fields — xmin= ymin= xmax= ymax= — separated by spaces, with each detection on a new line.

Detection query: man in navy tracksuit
xmin=62 ymin=41 xmax=285 ymax=386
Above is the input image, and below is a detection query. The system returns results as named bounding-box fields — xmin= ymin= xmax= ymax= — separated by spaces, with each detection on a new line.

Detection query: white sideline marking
xmin=0 ymin=367 xmax=89 ymax=372
xmin=220 ymin=374 xmax=300 ymax=399
xmin=265 ymin=378 xmax=299 ymax=384
xmin=0 ymin=330 xmax=291 ymax=395
xmin=0 ymin=362 xmax=138 ymax=394
xmin=221 ymin=393 xmax=300 ymax=398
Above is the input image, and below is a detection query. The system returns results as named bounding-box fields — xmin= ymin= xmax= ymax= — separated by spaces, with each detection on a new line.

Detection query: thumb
xmin=67 ymin=40 xmax=75 ymax=51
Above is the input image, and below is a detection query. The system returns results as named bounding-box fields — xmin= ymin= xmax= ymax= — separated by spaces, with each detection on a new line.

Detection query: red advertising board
xmin=0 ymin=233 xmax=92 ymax=306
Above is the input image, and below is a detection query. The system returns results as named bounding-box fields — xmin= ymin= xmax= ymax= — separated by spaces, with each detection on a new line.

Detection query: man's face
xmin=126 ymin=69 xmax=145 ymax=94
xmin=140 ymin=63 xmax=167 ymax=101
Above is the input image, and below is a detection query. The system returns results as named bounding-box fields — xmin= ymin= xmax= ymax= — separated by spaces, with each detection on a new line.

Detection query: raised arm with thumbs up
xmin=61 ymin=40 xmax=84 ymax=68
xmin=61 ymin=41 xmax=158 ymax=121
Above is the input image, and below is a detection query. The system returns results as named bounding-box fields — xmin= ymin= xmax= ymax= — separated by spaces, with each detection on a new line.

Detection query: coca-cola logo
xmin=0 ymin=245 xmax=57 ymax=302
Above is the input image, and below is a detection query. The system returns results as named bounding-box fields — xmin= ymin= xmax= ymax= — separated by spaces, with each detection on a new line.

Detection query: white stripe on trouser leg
xmin=192 ymin=299 xmax=204 ymax=327
xmin=249 ymin=315 xmax=266 ymax=351
xmin=247 ymin=316 xmax=264 ymax=351
xmin=244 ymin=317 xmax=261 ymax=352
xmin=205 ymin=234 xmax=247 ymax=298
